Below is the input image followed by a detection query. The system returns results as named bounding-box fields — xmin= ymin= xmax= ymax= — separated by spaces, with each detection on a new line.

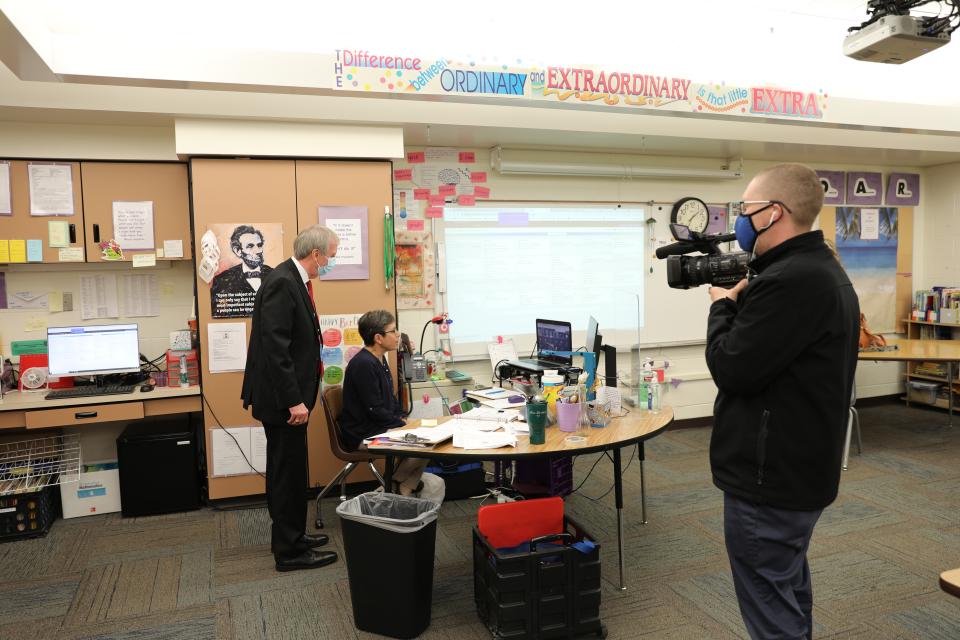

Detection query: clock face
xmin=671 ymin=197 xmax=710 ymax=234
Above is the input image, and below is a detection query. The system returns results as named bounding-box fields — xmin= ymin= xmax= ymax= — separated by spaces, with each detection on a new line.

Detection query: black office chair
xmin=842 ymin=386 xmax=862 ymax=470
xmin=314 ymin=385 xmax=385 ymax=528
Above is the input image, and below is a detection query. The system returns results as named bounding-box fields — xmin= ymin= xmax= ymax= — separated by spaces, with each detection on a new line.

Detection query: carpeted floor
xmin=1 ymin=401 xmax=958 ymax=639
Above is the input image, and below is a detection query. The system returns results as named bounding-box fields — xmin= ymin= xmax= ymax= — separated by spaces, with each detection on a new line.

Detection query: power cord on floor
xmin=201 ymin=392 xmax=266 ymax=479
xmin=571 ymin=444 xmax=639 ymax=502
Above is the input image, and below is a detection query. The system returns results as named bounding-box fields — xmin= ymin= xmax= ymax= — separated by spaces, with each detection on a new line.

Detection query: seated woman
xmin=339 ymin=309 xmax=427 ymax=496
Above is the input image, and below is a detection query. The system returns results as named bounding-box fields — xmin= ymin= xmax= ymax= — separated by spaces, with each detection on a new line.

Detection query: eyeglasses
xmin=380 ymin=328 xmax=400 ymax=336
xmin=737 ymin=200 xmax=793 ymax=217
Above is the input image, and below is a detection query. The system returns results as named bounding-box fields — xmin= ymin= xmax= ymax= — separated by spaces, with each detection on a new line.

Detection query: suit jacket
xmin=211 ymin=263 xmax=274 ymax=298
xmin=241 ymin=258 xmax=321 ymax=424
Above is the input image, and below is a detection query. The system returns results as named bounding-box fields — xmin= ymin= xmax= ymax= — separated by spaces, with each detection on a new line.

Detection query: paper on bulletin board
xmin=120 ymin=274 xmax=159 ymax=317
xmin=0 ymin=161 xmax=11 ymax=215
xmin=113 ymin=201 xmax=155 ymax=250
xmin=318 ymin=205 xmax=369 ymax=280
xmin=28 ymin=163 xmax=74 ymax=216
xmin=395 ymin=230 xmax=435 ymax=309
xmin=48 ymin=220 xmax=70 ymax=248
xmin=211 ymin=427 xmax=256 ymax=477
xmin=79 ymin=274 xmax=119 ymax=320
xmin=319 ymin=313 xmax=364 ymax=390
xmin=208 ymin=322 xmax=248 ymax=373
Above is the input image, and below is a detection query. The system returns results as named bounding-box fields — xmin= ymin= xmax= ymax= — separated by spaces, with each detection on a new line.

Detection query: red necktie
xmin=306 ymin=279 xmax=323 ymax=376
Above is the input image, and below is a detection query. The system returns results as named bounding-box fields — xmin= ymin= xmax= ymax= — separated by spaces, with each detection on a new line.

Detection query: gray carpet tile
xmin=0 ymin=400 xmax=958 ymax=639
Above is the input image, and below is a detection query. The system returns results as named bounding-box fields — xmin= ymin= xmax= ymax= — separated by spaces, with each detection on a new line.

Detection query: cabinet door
xmin=0 ymin=160 xmax=84 ymax=263
xmin=81 ymin=162 xmax=192 ymax=263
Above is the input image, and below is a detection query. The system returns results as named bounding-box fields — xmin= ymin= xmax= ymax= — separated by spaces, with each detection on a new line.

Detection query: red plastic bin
xmin=477 ymin=496 xmax=564 ymax=549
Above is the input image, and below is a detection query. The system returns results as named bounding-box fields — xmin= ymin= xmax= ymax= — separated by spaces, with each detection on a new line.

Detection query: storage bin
xmin=907 ymin=380 xmax=940 ymax=404
xmin=473 ymin=511 xmax=604 ymax=640
xmin=60 ymin=462 xmax=121 ymax=519
xmin=513 ymin=456 xmax=573 ymax=498
xmin=0 ymin=486 xmax=58 ymax=541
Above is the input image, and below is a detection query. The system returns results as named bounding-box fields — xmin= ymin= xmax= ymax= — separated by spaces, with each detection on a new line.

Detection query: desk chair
xmin=842 ymin=386 xmax=862 ymax=470
xmin=314 ymin=385 xmax=385 ymax=529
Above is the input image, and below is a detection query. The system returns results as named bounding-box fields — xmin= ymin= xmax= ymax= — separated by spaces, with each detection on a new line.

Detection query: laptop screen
xmin=536 ymin=319 xmax=572 ymax=366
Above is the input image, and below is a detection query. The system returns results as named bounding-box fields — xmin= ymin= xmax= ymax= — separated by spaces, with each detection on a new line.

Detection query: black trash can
xmin=337 ymin=491 xmax=441 ymax=639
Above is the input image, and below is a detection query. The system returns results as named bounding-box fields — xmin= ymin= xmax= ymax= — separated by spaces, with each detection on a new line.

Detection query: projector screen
xmin=439 ymin=205 xmax=645 ymax=358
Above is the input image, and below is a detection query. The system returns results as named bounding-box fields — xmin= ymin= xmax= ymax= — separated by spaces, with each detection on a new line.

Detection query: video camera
xmin=656 ymin=223 xmax=751 ymax=290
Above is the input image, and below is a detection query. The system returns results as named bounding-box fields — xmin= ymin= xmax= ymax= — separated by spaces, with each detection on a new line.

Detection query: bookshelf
xmin=903 ymin=318 xmax=960 ymax=410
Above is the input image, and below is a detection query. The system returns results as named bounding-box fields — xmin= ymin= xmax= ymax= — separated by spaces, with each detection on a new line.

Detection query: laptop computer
xmin=509 ymin=319 xmax=573 ymax=371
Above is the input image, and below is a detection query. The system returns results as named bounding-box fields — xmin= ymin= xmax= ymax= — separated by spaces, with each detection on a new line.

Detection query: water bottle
xmin=648 ymin=376 xmax=661 ymax=412
xmin=179 ymin=354 xmax=189 ymax=388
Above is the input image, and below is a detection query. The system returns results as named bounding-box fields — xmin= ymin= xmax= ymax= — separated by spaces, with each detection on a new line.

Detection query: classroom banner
xmin=328 ymin=50 xmax=827 ymax=121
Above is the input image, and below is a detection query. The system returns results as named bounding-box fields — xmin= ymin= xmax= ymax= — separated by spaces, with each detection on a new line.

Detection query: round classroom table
xmin=369 ymin=407 xmax=674 ymax=590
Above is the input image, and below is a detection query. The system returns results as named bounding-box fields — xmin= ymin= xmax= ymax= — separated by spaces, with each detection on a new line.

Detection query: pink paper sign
xmin=407 ymin=151 xmax=425 ymax=164
xmin=406 ymin=219 xmax=425 ymax=231
xmin=470 ymin=171 xmax=487 ymax=183
xmin=425 ymin=207 xmax=444 ymax=218
xmin=428 ymin=194 xmax=446 ymax=206
xmin=474 ymin=186 xmax=491 ymax=198
xmin=394 ymin=168 xmax=413 ymax=181
xmin=413 ymin=188 xmax=430 ymax=200
xmin=438 ymin=184 xmax=456 ymax=196
xmin=459 ymin=151 xmax=476 ymax=163
xmin=458 ymin=195 xmax=476 ymax=206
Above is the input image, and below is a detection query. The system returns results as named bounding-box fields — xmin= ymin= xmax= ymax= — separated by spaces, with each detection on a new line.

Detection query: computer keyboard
xmin=45 ymin=385 xmax=136 ymax=400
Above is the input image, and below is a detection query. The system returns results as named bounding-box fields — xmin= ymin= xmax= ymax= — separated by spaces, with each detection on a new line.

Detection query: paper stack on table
xmin=452 ymin=430 xmax=518 ymax=450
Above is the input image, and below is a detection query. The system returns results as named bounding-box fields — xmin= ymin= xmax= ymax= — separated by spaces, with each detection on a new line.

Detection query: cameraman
xmin=705 ymin=164 xmax=859 ymax=640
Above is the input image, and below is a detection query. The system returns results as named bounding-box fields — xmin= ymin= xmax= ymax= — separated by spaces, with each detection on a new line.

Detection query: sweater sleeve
xmin=705 ymin=275 xmax=827 ymax=396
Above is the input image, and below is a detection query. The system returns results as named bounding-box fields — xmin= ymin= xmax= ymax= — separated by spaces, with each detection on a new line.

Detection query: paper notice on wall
xmin=113 ymin=201 xmax=155 ymax=250
xmin=120 ymin=274 xmax=160 ymax=317
xmin=0 ymin=161 xmax=11 ymax=215
xmin=28 ymin=163 xmax=75 ymax=216
xmin=163 ymin=239 xmax=184 ymax=258
xmin=211 ymin=427 xmax=256 ymax=477
xmin=208 ymin=322 xmax=248 ymax=373
xmin=424 ymin=147 xmax=459 ymax=163
xmin=79 ymin=274 xmax=119 ymax=320
xmin=250 ymin=426 xmax=267 ymax=473
xmin=860 ymin=208 xmax=880 ymax=240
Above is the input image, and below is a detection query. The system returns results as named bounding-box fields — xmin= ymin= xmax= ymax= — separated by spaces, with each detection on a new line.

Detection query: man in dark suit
xmin=241 ymin=224 xmax=339 ymax=572
xmin=211 ymin=225 xmax=274 ymax=318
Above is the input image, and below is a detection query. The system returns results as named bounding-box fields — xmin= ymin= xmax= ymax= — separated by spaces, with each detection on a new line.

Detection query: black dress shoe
xmin=300 ymin=532 xmax=329 ymax=548
xmin=275 ymin=549 xmax=338 ymax=572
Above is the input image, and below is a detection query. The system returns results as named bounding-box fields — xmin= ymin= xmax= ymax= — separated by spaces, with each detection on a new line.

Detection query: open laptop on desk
xmin=507 ymin=318 xmax=573 ymax=373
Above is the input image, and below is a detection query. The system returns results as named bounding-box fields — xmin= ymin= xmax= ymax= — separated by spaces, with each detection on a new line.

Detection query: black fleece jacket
xmin=706 ymin=230 xmax=860 ymax=510
xmin=339 ymin=348 xmax=404 ymax=452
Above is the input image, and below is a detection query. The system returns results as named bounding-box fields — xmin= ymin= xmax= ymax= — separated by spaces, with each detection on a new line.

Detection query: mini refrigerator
xmin=117 ymin=415 xmax=201 ymax=517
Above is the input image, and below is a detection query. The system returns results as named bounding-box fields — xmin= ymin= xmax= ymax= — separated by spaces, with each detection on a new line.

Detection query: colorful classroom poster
xmin=319 ymin=313 xmax=364 ymax=390
xmin=395 ymin=230 xmax=435 ymax=309
xmin=836 ymin=207 xmax=898 ymax=332
xmin=207 ymin=223 xmax=284 ymax=319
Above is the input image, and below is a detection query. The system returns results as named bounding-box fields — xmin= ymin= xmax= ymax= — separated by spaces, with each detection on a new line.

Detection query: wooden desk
xmin=370 ymin=407 xmax=674 ymax=590
xmin=0 ymin=386 xmax=202 ymax=430
xmin=940 ymin=568 xmax=960 ymax=599
xmin=858 ymin=338 xmax=960 ymax=426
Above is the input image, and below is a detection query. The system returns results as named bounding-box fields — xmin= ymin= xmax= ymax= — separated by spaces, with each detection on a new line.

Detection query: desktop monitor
xmin=535 ymin=318 xmax=572 ymax=366
xmin=47 ymin=324 xmax=141 ymax=377
xmin=586 ymin=316 xmax=601 ymax=356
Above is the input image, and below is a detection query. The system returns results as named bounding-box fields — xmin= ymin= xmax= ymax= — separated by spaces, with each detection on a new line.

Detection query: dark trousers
xmin=723 ymin=492 xmax=823 ymax=640
xmin=263 ymin=421 xmax=308 ymax=560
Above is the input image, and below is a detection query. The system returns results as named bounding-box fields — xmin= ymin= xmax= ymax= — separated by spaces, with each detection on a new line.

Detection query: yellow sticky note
xmin=0 ymin=239 xmax=9 ymax=262
xmin=155 ymin=247 xmax=165 ymax=258
xmin=132 ymin=253 xmax=156 ymax=268
xmin=9 ymin=239 xmax=26 ymax=262
xmin=421 ymin=419 xmax=438 ymax=427
xmin=49 ymin=291 xmax=64 ymax=313
xmin=25 ymin=317 xmax=47 ymax=332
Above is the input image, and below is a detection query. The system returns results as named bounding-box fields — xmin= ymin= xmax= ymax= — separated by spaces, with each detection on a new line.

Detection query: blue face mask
xmin=315 ymin=256 xmax=336 ymax=276
xmin=735 ymin=205 xmax=780 ymax=253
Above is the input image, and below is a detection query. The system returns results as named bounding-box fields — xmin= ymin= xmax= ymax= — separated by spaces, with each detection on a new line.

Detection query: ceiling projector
xmin=844 ymin=14 xmax=951 ymax=63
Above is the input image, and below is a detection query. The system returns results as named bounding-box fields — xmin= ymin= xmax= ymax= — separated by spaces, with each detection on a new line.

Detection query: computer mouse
xmin=140 ymin=384 xmax=155 ymax=392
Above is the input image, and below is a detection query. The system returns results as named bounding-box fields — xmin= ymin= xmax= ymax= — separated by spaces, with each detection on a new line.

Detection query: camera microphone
xmin=655 ymin=242 xmax=691 ymax=259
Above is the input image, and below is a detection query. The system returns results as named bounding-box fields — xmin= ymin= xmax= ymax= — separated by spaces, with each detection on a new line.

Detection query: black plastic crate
xmin=424 ymin=460 xmax=486 ymax=500
xmin=473 ymin=515 xmax=605 ymax=639
xmin=513 ymin=457 xmax=573 ymax=498
xmin=0 ymin=486 xmax=58 ymax=542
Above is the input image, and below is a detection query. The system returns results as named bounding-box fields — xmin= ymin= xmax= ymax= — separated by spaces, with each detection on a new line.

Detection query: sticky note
xmin=0 ymin=240 xmax=9 ymax=262
xmin=48 ymin=291 xmax=63 ymax=313
xmin=428 ymin=194 xmax=446 ymax=206
xmin=163 ymin=239 xmax=184 ymax=258
xmin=9 ymin=240 xmax=26 ymax=262
xmin=58 ymin=247 xmax=84 ymax=262
xmin=421 ymin=419 xmax=438 ymax=426
xmin=406 ymin=219 xmax=425 ymax=231
xmin=155 ymin=248 xmax=165 ymax=258
xmin=425 ymin=207 xmax=444 ymax=219
xmin=413 ymin=188 xmax=430 ymax=200
xmin=27 ymin=239 xmax=43 ymax=262
xmin=474 ymin=186 xmax=491 ymax=198
xmin=48 ymin=220 xmax=70 ymax=248
xmin=438 ymin=184 xmax=456 ymax=196
xmin=459 ymin=151 xmax=475 ymax=163
xmin=470 ymin=171 xmax=487 ymax=183
xmin=407 ymin=151 xmax=425 ymax=164
xmin=133 ymin=253 xmax=156 ymax=268
xmin=25 ymin=317 xmax=47 ymax=332
xmin=458 ymin=195 xmax=476 ymax=206
xmin=394 ymin=168 xmax=413 ymax=181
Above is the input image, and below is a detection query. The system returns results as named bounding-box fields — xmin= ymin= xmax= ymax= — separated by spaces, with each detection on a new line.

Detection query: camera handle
xmin=655 ymin=232 xmax=736 ymax=259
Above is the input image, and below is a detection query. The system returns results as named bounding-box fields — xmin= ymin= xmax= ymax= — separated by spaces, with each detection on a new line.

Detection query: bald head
xmin=748 ymin=164 xmax=823 ymax=229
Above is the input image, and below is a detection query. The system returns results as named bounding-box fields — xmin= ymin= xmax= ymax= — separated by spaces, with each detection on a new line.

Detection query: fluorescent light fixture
xmin=491 ymin=146 xmax=742 ymax=180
